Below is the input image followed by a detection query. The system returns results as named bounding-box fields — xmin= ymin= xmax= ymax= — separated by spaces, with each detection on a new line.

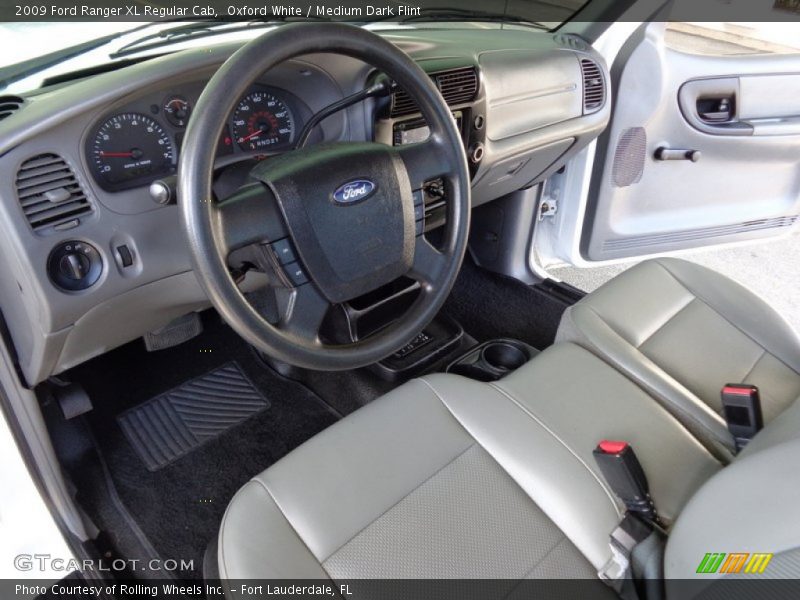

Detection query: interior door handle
xmin=679 ymin=78 xmax=753 ymax=136
xmin=699 ymin=110 xmax=731 ymax=122
xmin=654 ymin=147 xmax=701 ymax=162
xmin=698 ymin=97 xmax=733 ymax=123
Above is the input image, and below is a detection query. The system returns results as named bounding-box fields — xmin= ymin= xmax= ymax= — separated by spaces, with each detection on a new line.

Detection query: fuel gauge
xmin=164 ymin=95 xmax=191 ymax=128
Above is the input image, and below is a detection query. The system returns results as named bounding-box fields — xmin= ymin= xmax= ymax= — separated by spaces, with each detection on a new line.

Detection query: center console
xmin=446 ymin=339 xmax=539 ymax=382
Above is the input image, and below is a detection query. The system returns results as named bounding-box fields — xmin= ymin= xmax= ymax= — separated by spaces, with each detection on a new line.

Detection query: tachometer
xmin=90 ymin=113 xmax=176 ymax=190
xmin=232 ymin=91 xmax=295 ymax=151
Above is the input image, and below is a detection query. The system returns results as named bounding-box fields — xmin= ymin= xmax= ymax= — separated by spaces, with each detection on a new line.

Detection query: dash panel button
xmin=283 ymin=262 xmax=309 ymax=287
xmin=272 ymin=238 xmax=297 ymax=265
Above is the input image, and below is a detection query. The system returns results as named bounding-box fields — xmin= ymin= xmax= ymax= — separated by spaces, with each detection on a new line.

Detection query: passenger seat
xmin=557 ymin=258 xmax=800 ymax=458
xmin=665 ymin=395 xmax=800 ymax=586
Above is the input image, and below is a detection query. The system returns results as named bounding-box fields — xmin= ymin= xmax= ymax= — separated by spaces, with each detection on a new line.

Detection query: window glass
xmin=665 ymin=22 xmax=800 ymax=56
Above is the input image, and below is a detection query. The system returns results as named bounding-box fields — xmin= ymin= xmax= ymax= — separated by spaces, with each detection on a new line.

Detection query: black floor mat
xmin=443 ymin=258 xmax=572 ymax=350
xmin=118 ymin=362 xmax=269 ymax=471
xmin=64 ymin=313 xmax=338 ymax=579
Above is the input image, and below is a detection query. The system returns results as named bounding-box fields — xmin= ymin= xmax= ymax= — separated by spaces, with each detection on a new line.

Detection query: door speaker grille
xmin=612 ymin=127 xmax=647 ymax=187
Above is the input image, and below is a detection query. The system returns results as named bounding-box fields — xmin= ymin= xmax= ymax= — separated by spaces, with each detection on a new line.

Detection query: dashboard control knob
xmin=149 ymin=176 xmax=177 ymax=205
xmin=469 ymin=143 xmax=485 ymax=164
xmin=48 ymin=241 xmax=103 ymax=292
xmin=59 ymin=253 xmax=90 ymax=280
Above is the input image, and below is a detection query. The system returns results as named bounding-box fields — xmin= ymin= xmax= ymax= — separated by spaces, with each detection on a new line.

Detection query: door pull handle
xmin=654 ymin=147 xmax=701 ymax=162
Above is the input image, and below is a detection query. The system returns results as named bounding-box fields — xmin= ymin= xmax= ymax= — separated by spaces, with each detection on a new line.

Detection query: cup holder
xmin=481 ymin=342 xmax=528 ymax=372
xmin=446 ymin=338 xmax=539 ymax=382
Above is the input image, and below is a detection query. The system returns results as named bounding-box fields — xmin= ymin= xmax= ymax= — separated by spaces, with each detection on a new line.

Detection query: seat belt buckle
xmin=593 ymin=440 xmax=660 ymax=525
xmin=598 ymin=512 xmax=654 ymax=588
xmin=721 ymin=384 xmax=763 ymax=451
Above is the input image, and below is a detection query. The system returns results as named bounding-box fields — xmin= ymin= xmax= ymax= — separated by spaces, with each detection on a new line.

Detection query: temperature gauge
xmin=163 ymin=95 xmax=191 ymax=128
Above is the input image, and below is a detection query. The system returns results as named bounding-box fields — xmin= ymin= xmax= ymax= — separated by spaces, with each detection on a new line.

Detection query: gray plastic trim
xmin=583 ymin=24 xmax=800 ymax=262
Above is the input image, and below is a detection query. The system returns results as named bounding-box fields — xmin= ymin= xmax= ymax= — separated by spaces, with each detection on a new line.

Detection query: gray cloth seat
xmin=218 ymin=343 xmax=723 ymax=589
xmin=557 ymin=258 xmax=800 ymax=459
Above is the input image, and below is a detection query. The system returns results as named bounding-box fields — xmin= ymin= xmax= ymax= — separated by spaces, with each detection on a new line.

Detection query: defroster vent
xmin=0 ymin=96 xmax=23 ymax=122
xmin=15 ymin=153 xmax=93 ymax=233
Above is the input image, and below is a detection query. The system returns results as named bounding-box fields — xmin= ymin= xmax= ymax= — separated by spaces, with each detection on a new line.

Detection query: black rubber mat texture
xmin=64 ymin=313 xmax=338 ymax=578
xmin=118 ymin=362 xmax=269 ymax=471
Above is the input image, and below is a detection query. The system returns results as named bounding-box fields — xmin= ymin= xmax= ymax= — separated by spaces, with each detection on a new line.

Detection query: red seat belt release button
xmin=593 ymin=440 xmax=660 ymax=525
xmin=598 ymin=440 xmax=629 ymax=455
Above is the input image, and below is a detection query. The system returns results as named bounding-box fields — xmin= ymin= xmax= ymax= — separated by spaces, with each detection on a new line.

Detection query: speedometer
xmin=232 ymin=91 xmax=295 ymax=151
xmin=90 ymin=113 xmax=176 ymax=190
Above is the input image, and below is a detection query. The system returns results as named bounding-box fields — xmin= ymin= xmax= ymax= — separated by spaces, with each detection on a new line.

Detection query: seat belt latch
xmin=598 ymin=512 xmax=654 ymax=586
xmin=721 ymin=384 xmax=763 ymax=451
xmin=593 ymin=440 xmax=660 ymax=526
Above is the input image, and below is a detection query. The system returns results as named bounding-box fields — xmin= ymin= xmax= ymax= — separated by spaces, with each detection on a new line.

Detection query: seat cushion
xmin=491 ymin=343 xmax=721 ymax=525
xmin=557 ymin=258 xmax=800 ymax=459
xmin=219 ymin=344 xmax=721 ymax=589
xmin=218 ymin=372 xmax=612 ymax=588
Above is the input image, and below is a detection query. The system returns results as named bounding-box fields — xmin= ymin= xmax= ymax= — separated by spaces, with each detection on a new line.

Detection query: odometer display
xmin=232 ymin=91 xmax=295 ymax=151
xmin=90 ymin=113 xmax=176 ymax=190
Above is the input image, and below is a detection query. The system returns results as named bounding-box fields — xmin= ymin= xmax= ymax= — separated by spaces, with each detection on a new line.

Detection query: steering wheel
xmin=179 ymin=23 xmax=470 ymax=371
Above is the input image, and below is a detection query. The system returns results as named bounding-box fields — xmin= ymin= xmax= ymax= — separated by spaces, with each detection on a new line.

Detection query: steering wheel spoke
xmin=215 ymin=183 xmax=288 ymax=255
xmin=277 ymin=284 xmax=330 ymax=342
xmin=397 ymin=137 xmax=455 ymax=190
xmin=409 ymin=237 xmax=448 ymax=289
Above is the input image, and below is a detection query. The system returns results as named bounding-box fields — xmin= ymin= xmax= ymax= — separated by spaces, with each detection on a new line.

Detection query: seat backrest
xmin=558 ymin=258 xmax=800 ymax=461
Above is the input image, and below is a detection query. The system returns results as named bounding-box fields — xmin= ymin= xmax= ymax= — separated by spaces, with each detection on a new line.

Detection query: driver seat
xmin=219 ymin=343 xmax=745 ymax=593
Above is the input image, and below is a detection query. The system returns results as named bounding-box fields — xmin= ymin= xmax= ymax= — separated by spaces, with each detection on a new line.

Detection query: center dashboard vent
xmin=0 ymin=96 xmax=24 ymax=122
xmin=580 ymin=58 xmax=605 ymax=114
xmin=15 ymin=153 xmax=93 ymax=233
xmin=390 ymin=67 xmax=479 ymax=118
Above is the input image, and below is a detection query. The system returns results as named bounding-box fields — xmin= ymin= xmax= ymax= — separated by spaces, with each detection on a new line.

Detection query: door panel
xmin=583 ymin=23 xmax=800 ymax=261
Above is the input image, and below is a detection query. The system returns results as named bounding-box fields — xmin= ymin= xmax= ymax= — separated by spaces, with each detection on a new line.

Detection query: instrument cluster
xmin=85 ymin=84 xmax=301 ymax=192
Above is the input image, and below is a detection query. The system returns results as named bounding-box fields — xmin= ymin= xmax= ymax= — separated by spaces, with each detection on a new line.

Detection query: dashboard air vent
xmin=0 ymin=96 xmax=24 ymax=122
xmin=391 ymin=67 xmax=479 ymax=118
xmin=390 ymin=88 xmax=418 ymax=118
xmin=580 ymin=59 xmax=605 ymax=114
xmin=15 ymin=153 xmax=93 ymax=233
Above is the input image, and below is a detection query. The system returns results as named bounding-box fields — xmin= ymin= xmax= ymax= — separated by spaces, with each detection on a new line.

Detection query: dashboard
xmin=0 ymin=26 xmax=610 ymax=386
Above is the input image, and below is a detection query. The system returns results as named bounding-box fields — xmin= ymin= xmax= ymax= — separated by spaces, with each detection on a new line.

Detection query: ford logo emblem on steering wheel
xmin=332 ymin=179 xmax=377 ymax=205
